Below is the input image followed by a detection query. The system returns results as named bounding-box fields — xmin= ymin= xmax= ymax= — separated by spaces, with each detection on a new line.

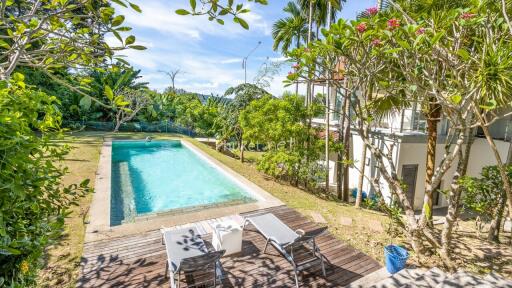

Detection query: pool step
xmin=118 ymin=162 xmax=137 ymax=224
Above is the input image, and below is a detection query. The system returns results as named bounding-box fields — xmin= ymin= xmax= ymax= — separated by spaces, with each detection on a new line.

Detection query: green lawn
xmin=37 ymin=133 xmax=104 ymax=287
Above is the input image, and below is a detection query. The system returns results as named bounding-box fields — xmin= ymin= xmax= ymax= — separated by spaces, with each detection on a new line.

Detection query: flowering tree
xmin=289 ymin=0 xmax=512 ymax=267
xmin=0 ymin=0 xmax=143 ymax=80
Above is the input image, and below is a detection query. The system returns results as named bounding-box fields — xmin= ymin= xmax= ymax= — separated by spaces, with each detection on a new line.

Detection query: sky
xmin=112 ymin=0 xmax=376 ymax=96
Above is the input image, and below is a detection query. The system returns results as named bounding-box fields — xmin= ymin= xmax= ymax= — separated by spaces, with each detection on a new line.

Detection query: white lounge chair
xmin=161 ymin=227 xmax=225 ymax=288
xmin=243 ymin=213 xmax=328 ymax=287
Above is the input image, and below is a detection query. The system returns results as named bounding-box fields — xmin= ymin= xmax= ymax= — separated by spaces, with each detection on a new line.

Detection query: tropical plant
xmin=82 ymin=66 xmax=148 ymax=122
xmin=113 ymin=88 xmax=151 ymax=132
xmin=219 ymin=83 xmax=270 ymax=162
xmin=240 ymin=93 xmax=325 ymax=187
xmin=0 ymin=0 xmax=144 ymax=91
xmin=462 ymin=165 xmax=511 ymax=242
xmin=272 ymin=1 xmax=309 ymax=53
xmin=0 ymin=75 xmax=90 ymax=286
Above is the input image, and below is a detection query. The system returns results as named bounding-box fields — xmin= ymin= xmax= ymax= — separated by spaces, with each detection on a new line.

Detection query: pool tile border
xmin=85 ymin=139 xmax=283 ymax=242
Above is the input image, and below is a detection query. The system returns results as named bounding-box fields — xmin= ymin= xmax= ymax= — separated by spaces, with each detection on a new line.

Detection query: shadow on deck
xmin=78 ymin=206 xmax=381 ymax=287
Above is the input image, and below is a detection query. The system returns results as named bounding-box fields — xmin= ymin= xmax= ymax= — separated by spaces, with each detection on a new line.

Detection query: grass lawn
xmin=38 ymin=131 xmax=512 ymax=286
xmin=37 ymin=133 xmax=104 ymax=287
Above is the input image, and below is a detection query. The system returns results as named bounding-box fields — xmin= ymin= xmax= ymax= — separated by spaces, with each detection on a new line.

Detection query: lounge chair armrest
xmin=295 ymin=227 xmax=328 ymax=243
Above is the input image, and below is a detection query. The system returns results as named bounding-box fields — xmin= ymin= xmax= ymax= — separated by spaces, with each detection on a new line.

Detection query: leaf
xmin=112 ymin=15 xmax=125 ymax=27
xmin=430 ymin=31 xmax=445 ymax=45
xmin=450 ymin=94 xmax=462 ymax=104
xmin=125 ymin=35 xmax=135 ymax=45
xmin=104 ymin=85 xmax=114 ymax=101
xmin=111 ymin=0 xmax=127 ymax=7
xmin=115 ymin=26 xmax=132 ymax=32
xmin=79 ymin=96 xmax=92 ymax=110
xmin=12 ymin=72 xmax=24 ymax=82
xmin=112 ymin=30 xmax=123 ymax=43
xmin=479 ymin=99 xmax=497 ymax=110
xmin=29 ymin=18 xmax=38 ymax=29
xmin=235 ymin=17 xmax=249 ymax=29
xmin=456 ymin=48 xmax=470 ymax=61
xmin=396 ymin=40 xmax=410 ymax=49
xmin=216 ymin=19 xmax=224 ymax=25
xmin=0 ymin=40 xmax=10 ymax=49
xmin=0 ymin=247 xmax=21 ymax=255
xmin=128 ymin=45 xmax=146 ymax=50
xmin=175 ymin=9 xmax=190 ymax=15
xmin=129 ymin=2 xmax=142 ymax=13
xmin=190 ymin=0 xmax=196 ymax=11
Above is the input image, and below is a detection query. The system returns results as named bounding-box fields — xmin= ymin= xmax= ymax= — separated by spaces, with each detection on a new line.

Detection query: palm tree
xmin=272 ymin=1 xmax=308 ymax=53
xmin=298 ymin=0 xmax=344 ymax=37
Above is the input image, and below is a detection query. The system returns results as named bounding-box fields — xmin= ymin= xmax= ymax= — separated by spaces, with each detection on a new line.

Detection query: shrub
xmin=257 ymin=148 xmax=326 ymax=188
xmin=0 ymin=75 xmax=90 ymax=286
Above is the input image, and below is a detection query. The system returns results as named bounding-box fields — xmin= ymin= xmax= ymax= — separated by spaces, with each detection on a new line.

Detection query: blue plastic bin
xmin=384 ymin=245 xmax=409 ymax=274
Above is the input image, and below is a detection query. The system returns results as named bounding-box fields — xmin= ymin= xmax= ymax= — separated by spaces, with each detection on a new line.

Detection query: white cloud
xmin=220 ymin=58 xmax=243 ymax=64
xmin=108 ymin=0 xmax=286 ymax=96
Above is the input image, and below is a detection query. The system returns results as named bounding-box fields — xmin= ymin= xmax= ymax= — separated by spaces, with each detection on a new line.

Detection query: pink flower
xmin=356 ymin=22 xmax=367 ymax=33
xmin=292 ymin=63 xmax=300 ymax=69
xmin=366 ymin=7 xmax=378 ymax=16
xmin=416 ymin=27 xmax=425 ymax=35
xmin=371 ymin=39 xmax=382 ymax=46
xmin=461 ymin=12 xmax=476 ymax=20
xmin=387 ymin=18 xmax=400 ymax=29
xmin=288 ymin=71 xmax=293 ymax=75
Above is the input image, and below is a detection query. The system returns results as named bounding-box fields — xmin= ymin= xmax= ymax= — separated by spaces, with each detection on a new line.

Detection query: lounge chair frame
xmin=244 ymin=214 xmax=328 ymax=288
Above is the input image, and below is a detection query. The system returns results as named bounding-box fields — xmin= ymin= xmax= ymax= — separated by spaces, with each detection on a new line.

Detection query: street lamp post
xmin=242 ymin=41 xmax=262 ymax=84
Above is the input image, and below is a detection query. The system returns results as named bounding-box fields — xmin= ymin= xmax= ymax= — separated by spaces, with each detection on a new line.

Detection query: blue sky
xmin=113 ymin=0 xmax=376 ymax=96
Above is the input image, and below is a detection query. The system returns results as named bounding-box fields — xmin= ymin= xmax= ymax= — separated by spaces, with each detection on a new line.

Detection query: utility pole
xmin=325 ymin=1 xmax=332 ymax=192
xmin=242 ymin=41 xmax=262 ymax=84
xmin=306 ymin=0 xmax=315 ymax=106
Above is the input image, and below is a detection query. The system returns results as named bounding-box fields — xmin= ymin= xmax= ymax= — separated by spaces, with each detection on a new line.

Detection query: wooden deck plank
xmin=78 ymin=206 xmax=380 ymax=287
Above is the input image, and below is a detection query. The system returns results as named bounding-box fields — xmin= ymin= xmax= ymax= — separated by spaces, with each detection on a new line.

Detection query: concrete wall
xmin=397 ymin=138 xmax=511 ymax=209
xmin=329 ymin=135 xmax=511 ymax=210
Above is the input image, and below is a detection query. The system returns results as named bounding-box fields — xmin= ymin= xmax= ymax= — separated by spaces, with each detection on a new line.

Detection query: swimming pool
xmin=110 ymin=140 xmax=255 ymax=226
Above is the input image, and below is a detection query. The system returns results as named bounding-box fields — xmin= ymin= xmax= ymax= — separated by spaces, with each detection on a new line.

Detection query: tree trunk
xmin=337 ymin=90 xmax=348 ymax=200
xmin=488 ymin=191 xmax=506 ymax=242
xmin=114 ymin=111 xmax=122 ymax=132
xmin=355 ymin=142 xmax=367 ymax=208
xmin=295 ymin=35 xmax=300 ymax=95
xmin=342 ymin=95 xmax=351 ymax=202
xmin=239 ymin=138 xmax=244 ymax=162
xmin=421 ymin=100 xmax=441 ymax=226
xmin=440 ymin=126 xmax=474 ymax=269
xmin=356 ymin=84 xmax=373 ymax=208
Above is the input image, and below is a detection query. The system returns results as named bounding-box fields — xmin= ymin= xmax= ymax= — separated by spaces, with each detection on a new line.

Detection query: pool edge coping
xmin=85 ymin=138 xmax=283 ymax=243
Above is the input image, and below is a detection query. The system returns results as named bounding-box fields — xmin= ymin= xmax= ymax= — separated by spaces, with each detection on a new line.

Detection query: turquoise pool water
xmin=110 ymin=140 xmax=255 ymax=226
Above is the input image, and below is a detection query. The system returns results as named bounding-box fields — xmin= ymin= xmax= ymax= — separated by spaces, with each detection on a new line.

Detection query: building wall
xmin=329 ymin=135 xmax=511 ymax=210
xmin=398 ymin=138 xmax=511 ymax=209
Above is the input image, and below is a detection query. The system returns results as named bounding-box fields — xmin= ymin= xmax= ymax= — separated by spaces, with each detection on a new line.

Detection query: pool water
xmin=110 ymin=140 xmax=255 ymax=226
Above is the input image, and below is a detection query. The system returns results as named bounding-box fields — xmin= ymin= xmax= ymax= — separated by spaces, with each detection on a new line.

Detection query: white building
xmin=314 ymin=106 xmax=512 ymax=210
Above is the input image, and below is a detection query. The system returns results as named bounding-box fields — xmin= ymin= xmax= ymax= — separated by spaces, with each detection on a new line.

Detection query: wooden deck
xmin=78 ymin=206 xmax=381 ymax=287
